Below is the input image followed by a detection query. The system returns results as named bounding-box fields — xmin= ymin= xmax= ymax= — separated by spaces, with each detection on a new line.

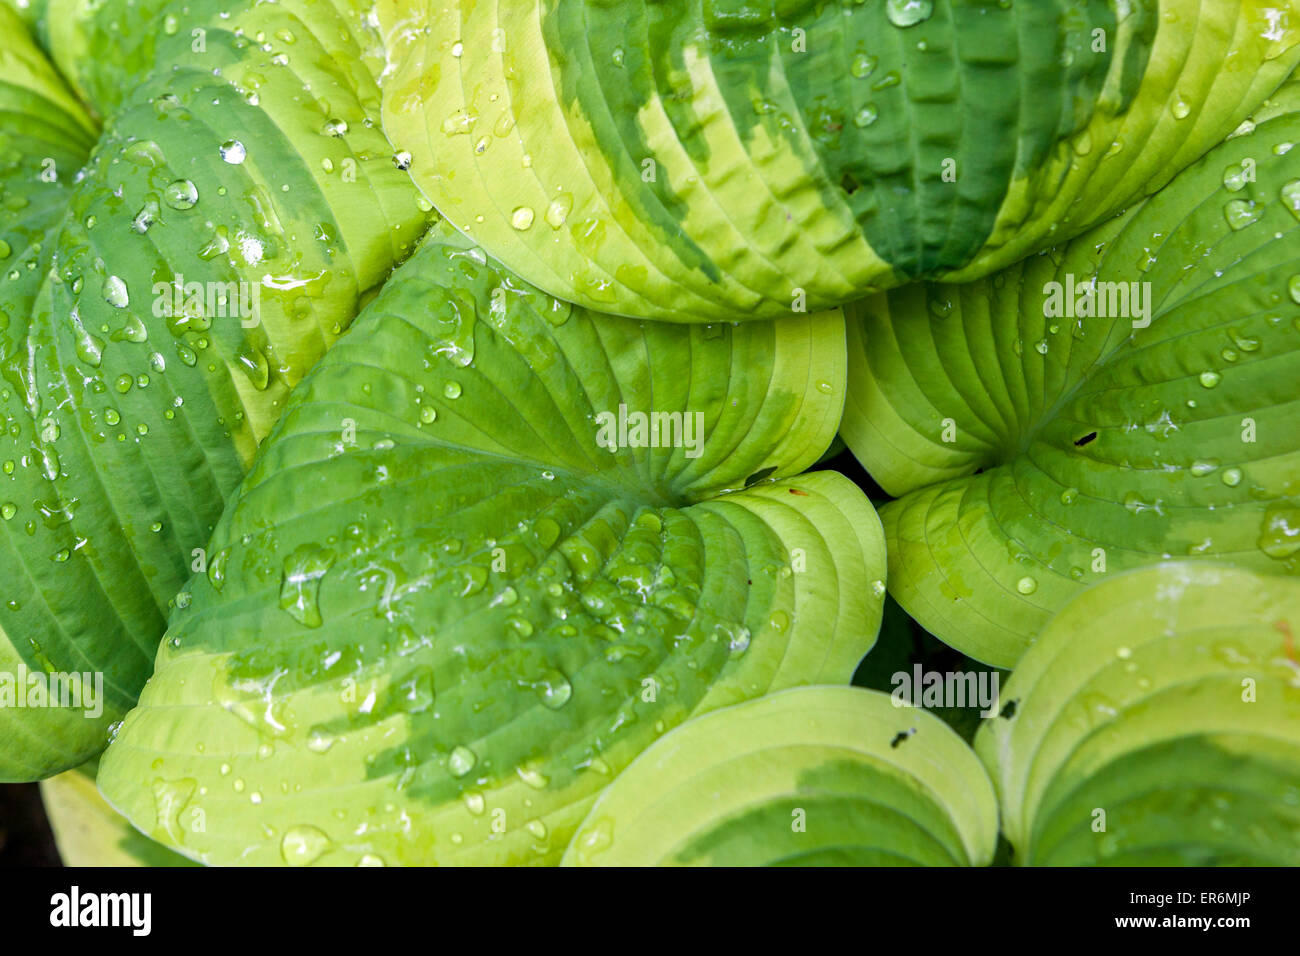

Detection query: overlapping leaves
xmin=381 ymin=0 xmax=1300 ymax=320
xmin=0 ymin=0 xmax=429 ymax=779
xmin=564 ymin=686 xmax=998 ymax=866
xmin=97 ymin=224 xmax=886 ymax=865
xmin=978 ymin=563 xmax=1300 ymax=865
xmin=846 ymin=81 xmax=1300 ymax=666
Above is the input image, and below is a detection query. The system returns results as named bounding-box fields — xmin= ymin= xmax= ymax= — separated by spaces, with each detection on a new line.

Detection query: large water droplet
xmin=511 ymin=206 xmax=535 ymax=230
xmin=545 ymin=194 xmax=573 ymax=229
xmin=448 ymin=745 xmax=477 ymax=777
xmin=279 ymin=544 xmax=335 ymax=628
xmin=1259 ymin=502 xmax=1300 ymax=558
xmin=536 ymin=670 xmax=572 ymax=710
xmin=219 ymin=140 xmax=247 ymax=164
xmin=1281 ymin=180 xmax=1300 ymax=219
xmin=840 ymin=48 xmax=876 ymax=81
xmin=1223 ymin=199 xmax=1260 ymax=231
xmin=280 ymin=825 xmax=332 ymax=866
xmin=103 ymin=275 xmax=130 ymax=309
xmin=163 ymin=180 xmax=199 ymax=210
xmin=885 ymin=0 xmax=933 ymax=27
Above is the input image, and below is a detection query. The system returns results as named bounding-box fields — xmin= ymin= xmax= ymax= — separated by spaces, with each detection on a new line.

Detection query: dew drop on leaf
xmin=163 ymin=179 xmax=199 ymax=210
xmin=219 ymin=140 xmax=246 ymax=164
xmin=280 ymin=825 xmax=332 ymax=866
xmin=448 ymin=745 xmax=477 ymax=777
xmin=885 ymin=0 xmax=933 ymax=28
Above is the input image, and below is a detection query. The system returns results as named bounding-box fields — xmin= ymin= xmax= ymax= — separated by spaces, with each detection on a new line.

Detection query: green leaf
xmin=976 ymin=563 xmax=1300 ymax=866
xmin=97 ymin=223 xmax=887 ymax=866
xmin=562 ymin=685 xmax=998 ymax=866
xmin=844 ymin=78 xmax=1300 ymax=667
xmin=0 ymin=0 xmax=431 ymax=781
xmin=38 ymin=757 xmax=198 ymax=866
xmin=380 ymin=0 xmax=1300 ymax=321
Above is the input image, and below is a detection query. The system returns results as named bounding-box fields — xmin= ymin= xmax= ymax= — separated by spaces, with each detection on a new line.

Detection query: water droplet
xmin=885 ymin=0 xmax=933 ymax=27
xmin=536 ymin=670 xmax=572 ymax=710
xmin=516 ymin=765 xmax=549 ymax=789
xmin=1258 ymin=502 xmax=1300 ymax=558
xmin=207 ymin=547 xmax=229 ymax=591
xmin=1190 ymin=459 xmax=1219 ymax=477
xmin=131 ymin=200 xmax=160 ymax=234
xmin=448 ymin=745 xmax=477 ymax=777
xmin=163 ymin=180 xmax=199 ymax=210
xmin=321 ymin=118 xmax=348 ymax=137
xmin=1288 ymin=274 xmax=1300 ymax=304
xmin=419 ymin=405 xmax=437 ymax=424
xmin=1221 ymin=467 xmax=1243 ymax=487
xmin=1198 ymin=370 xmax=1221 ymax=388
xmin=1223 ymin=199 xmax=1260 ymax=231
xmin=1223 ymin=164 xmax=1249 ymax=192
xmin=103 ymin=275 xmax=130 ymax=309
xmin=1016 ymin=576 xmax=1038 ymax=595
xmin=280 ymin=825 xmax=332 ymax=866
xmin=545 ymin=193 xmax=573 ymax=229
xmin=1281 ymin=180 xmax=1300 ymax=219
xmin=510 ymin=206 xmax=535 ymax=230
xmin=236 ymin=344 xmax=271 ymax=390
xmin=214 ymin=141 xmax=247 ymax=169
xmin=853 ymin=105 xmax=878 ymax=127
xmin=1171 ymin=98 xmax=1191 ymax=120
xmin=392 ymin=150 xmax=412 ymax=170
xmin=851 ymin=52 xmax=877 ymax=79
xmin=279 ymin=544 xmax=335 ymax=628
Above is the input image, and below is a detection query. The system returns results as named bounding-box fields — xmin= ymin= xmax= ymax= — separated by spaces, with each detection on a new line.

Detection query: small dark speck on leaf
xmin=890 ymin=728 xmax=916 ymax=748
xmin=789 ymin=488 xmax=809 ymax=496
xmin=1000 ymin=699 xmax=1019 ymax=720
xmin=1074 ymin=431 xmax=1098 ymax=447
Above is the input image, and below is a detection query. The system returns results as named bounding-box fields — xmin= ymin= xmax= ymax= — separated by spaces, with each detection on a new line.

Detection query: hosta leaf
xmin=844 ymin=78 xmax=1300 ymax=667
xmin=977 ymin=563 xmax=1300 ymax=866
xmin=40 ymin=757 xmax=197 ymax=866
xmin=562 ymin=685 xmax=998 ymax=866
xmin=96 ymin=223 xmax=886 ymax=866
xmin=0 ymin=0 xmax=430 ymax=780
xmin=380 ymin=0 xmax=1300 ymax=321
